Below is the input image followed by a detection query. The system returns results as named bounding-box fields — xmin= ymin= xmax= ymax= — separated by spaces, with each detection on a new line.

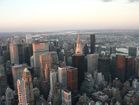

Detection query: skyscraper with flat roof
xmin=0 ymin=64 xmax=7 ymax=97
xmin=90 ymin=34 xmax=95 ymax=54
xmin=58 ymin=67 xmax=67 ymax=89
xmin=32 ymin=41 xmax=49 ymax=77
xmin=12 ymin=64 xmax=27 ymax=90
xmin=9 ymin=41 xmax=19 ymax=64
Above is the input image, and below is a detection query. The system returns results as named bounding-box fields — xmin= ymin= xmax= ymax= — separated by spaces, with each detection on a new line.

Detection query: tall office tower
xmin=32 ymin=41 xmax=49 ymax=77
xmin=30 ymin=56 xmax=34 ymax=68
xmin=0 ymin=65 xmax=7 ymax=96
xmin=72 ymin=35 xmax=85 ymax=89
xmin=90 ymin=34 xmax=95 ymax=54
xmin=125 ymin=57 xmax=135 ymax=80
xmin=43 ymin=64 xmax=50 ymax=81
xmin=83 ymin=44 xmax=89 ymax=56
xmin=22 ymin=68 xmax=34 ymax=105
xmin=18 ymin=43 xmax=25 ymax=64
xmin=67 ymin=66 xmax=78 ymax=92
xmin=12 ymin=64 xmax=27 ymax=90
xmin=98 ymin=56 xmax=110 ymax=81
xmin=17 ymin=79 xmax=28 ymax=105
xmin=110 ymin=55 xmax=116 ymax=80
xmin=24 ymin=44 xmax=33 ymax=66
xmin=62 ymin=89 xmax=72 ymax=105
xmin=49 ymin=51 xmax=59 ymax=69
xmin=58 ymin=67 xmax=67 ymax=89
xmin=87 ymin=54 xmax=99 ymax=75
xmin=40 ymin=53 xmax=50 ymax=80
xmin=40 ymin=51 xmax=58 ymax=80
xmin=135 ymin=57 xmax=139 ymax=77
xmin=9 ymin=41 xmax=19 ymax=64
xmin=116 ymin=55 xmax=126 ymax=82
xmin=128 ymin=47 xmax=137 ymax=57
xmin=50 ymin=69 xmax=58 ymax=95
xmin=5 ymin=87 xmax=14 ymax=105
xmin=26 ymin=34 xmax=32 ymax=44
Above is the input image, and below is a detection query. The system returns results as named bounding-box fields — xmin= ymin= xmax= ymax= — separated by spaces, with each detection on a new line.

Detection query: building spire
xmin=75 ymin=34 xmax=83 ymax=55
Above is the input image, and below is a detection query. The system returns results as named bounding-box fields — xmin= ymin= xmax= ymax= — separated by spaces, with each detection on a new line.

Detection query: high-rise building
xmin=135 ymin=57 xmax=139 ymax=77
xmin=40 ymin=53 xmax=49 ymax=80
xmin=87 ymin=54 xmax=99 ymax=75
xmin=116 ymin=55 xmax=126 ymax=82
xmin=67 ymin=66 xmax=78 ymax=92
xmin=58 ymin=67 xmax=67 ymax=89
xmin=22 ymin=68 xmax=34 ymax=105
xmin=0 ymin=65 xmax=7 ymax=96
xmin=9 ymin=41 xmax=19 ymax=64
xmin=24 ymin=44 xmax=33 ymax=66
xmin=43 ymin=64 xmax=50 ymax=81
xmin=17 ymin=79 xmax=28 ymax=105
xmin=72 ymin=35 xmax=85 ymax=89
xmin=90 ymin=34 xmax=95 ymax=54
xmin=50 ymin=69 xmax=58 ymax=95
xmin=32 ymin=41 xmax=49 ymax=77
xmin=128 ymin=47 xmax=137 ymax=57
xmin=98 ymin=56 xmax=110 ymax=81
xmin=125 ymin=56 xmax=135 ymax=80
xmin=30 ymin=56 xmax=34 ymax=68
xmin=12 ymin=64 xmax=27 ymax=90
xmin=17 ymin=43 xmax=26 ymax=64
xmin=62 ymin=89 xmax=72 ymax=105
xmin=25 ymin=34 xmax=32 ymax=44
xmin=40 ymin=51 xmax=58 ymax=80
xmin=5 ymin=87 xmax=14 ymax=105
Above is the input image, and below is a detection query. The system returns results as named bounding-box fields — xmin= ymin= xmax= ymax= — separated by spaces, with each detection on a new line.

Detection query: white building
xmin=58 ymin=67 xmax=67 ymax=89
xmin=62 ymin=89 xmax=72 ymax=105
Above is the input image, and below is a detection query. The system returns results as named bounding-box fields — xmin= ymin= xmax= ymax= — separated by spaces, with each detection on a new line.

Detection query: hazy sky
xmin=0 ymin=0 xmax=139 ymax=32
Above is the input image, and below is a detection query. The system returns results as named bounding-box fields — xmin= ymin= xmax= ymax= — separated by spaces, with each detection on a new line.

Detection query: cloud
xmin=129 ymin=0 xmax=139 ymax=2
xmin=102 ymin=0 xmax=113 ymax=2
xmin=102 ymin=0 xmax=139 ymax=2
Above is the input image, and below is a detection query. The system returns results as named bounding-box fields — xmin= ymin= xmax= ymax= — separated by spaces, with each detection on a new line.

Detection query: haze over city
xmin=0 ymin=0 xmax=139 ymax=32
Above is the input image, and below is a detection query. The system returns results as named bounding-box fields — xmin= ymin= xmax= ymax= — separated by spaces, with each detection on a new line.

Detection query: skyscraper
xmin=17 ymin=79 xmax=28 ymax=105
xmin=0 ymin=64 xmax=7 ymax=97
xmin=72 ymin=34 xmax=85 ymax=89
xmin=67 ymin=66 xmax=78 ymax=92
xmin=12 ymin=64 xmax=27 ymax=90
xmin=62 ymin=89 xmax=72 ymax=105
xmin=87 ymin=54 xmax=99 ymax=75
xmin=50 ymin=69 xmax=58 ymax=95
xmin=125 ymin=56 xmax=135 ymax=80
xmin=98 ymin=56 xmax=110 ymax=81
xmin=135 ymin=57 xmax=139 ymax=77
xmin=22 ymin=68 xmax=34 ymax=105
xmin=9 ymin=41 xmax=19 ymax=64
xmin=116 ymin=55 xmax=126 ymax=82
xmin=58 ymin=67 xmax=67 ymax=89
xmin=128 ymin=47 xmax=137 ymax=57
xmin=32 ymin=41 xmax=49 ymax=77
xmin=5 ymin=87 xmax=14 ymax=105
xmin=40 ymin=51 xmax=58 ymax=80
xmin=90 ymin=34 xmax=95 ymax=54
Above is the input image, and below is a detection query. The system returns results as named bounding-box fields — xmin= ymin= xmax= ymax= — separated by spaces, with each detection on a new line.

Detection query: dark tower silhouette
xmin=90 ymin=34 xmax=95 ymax=54
xmin=72 ymin=34 xmax=85 ymax=90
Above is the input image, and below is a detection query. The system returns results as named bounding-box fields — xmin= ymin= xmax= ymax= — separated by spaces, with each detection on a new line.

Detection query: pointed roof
xmin=75 ymin=34 xmax=83 ymax=55
xmin=24 ymin=68 xmax=29 ymax=73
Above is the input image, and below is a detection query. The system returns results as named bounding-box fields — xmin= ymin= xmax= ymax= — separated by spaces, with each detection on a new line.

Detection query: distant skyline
xmin=0 ymin=0 xmax=139 ymax=32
